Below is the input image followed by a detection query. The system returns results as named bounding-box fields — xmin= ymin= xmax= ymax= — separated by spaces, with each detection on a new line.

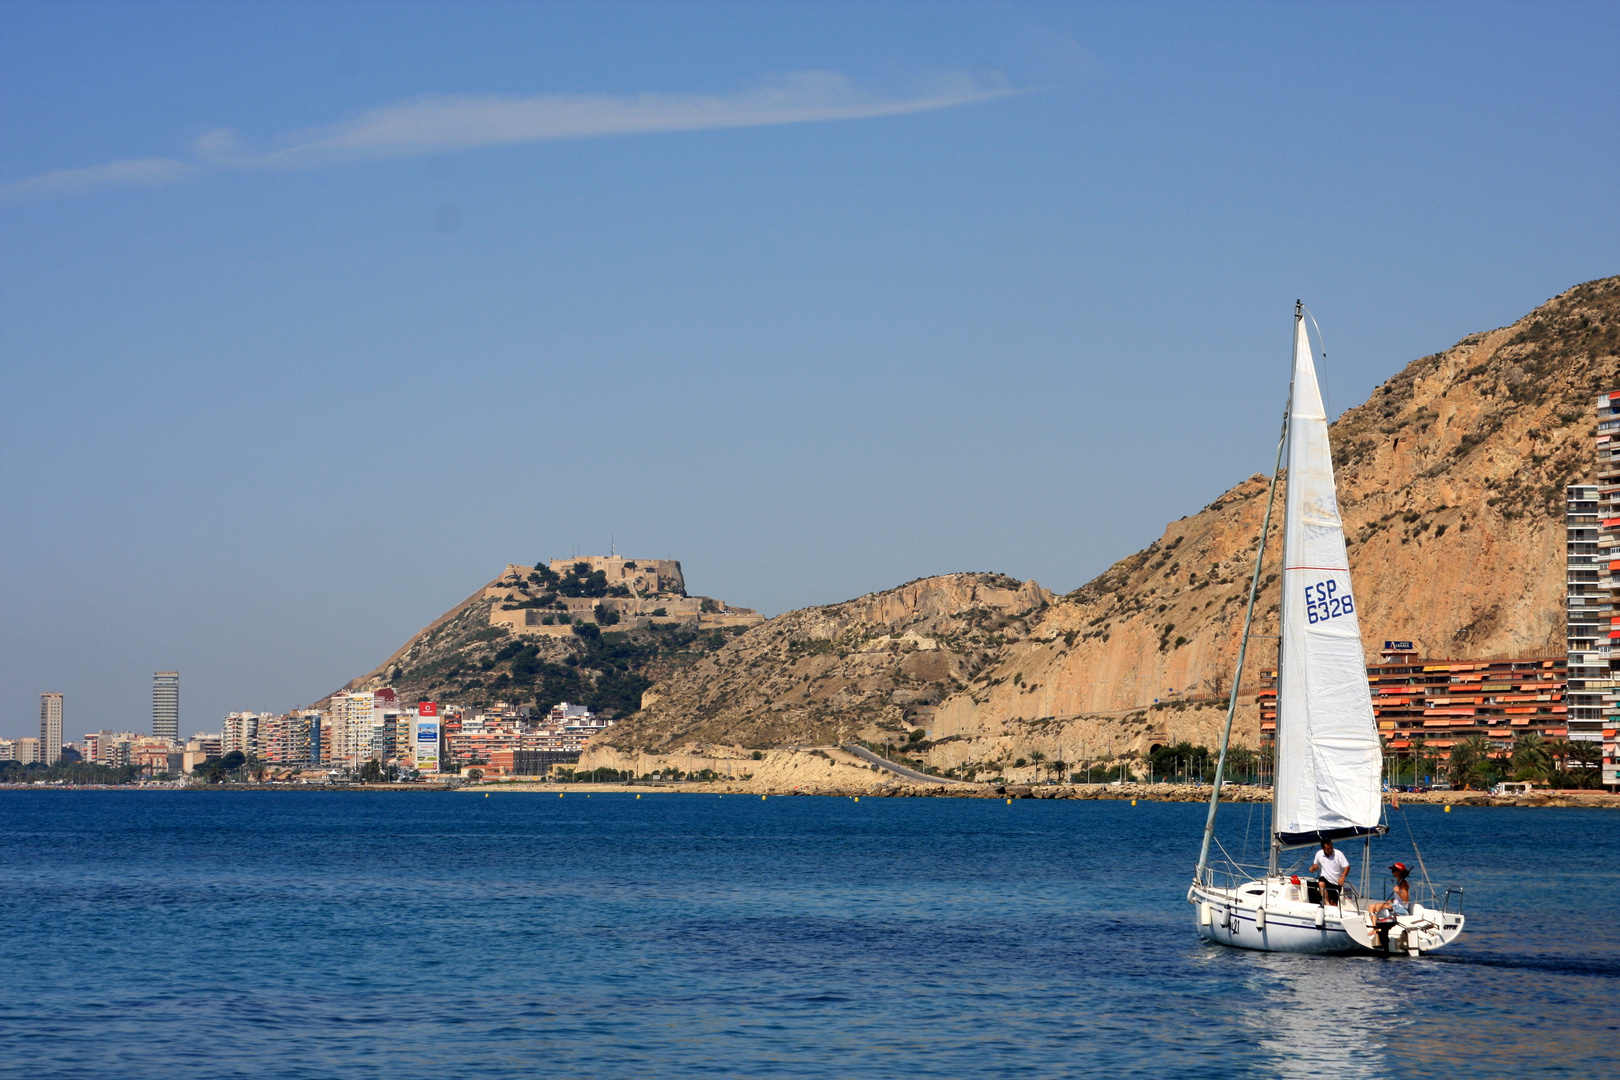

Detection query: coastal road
xmin=840 ymin=744 xmax=969 ymax=784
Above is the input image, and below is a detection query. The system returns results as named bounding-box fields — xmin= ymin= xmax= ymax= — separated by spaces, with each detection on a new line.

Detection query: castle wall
xmin=487 ymin=556 xmax=759 ymax=634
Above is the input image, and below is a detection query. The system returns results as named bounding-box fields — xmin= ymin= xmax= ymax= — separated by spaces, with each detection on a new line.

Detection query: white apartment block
xmin=222 ymin=712 xmax=267 ymax=757
xmin=40 ymin=692 xmax=63 ymax=764
xmin=327 ymin=690 xmax=398 ymax=765
xmin=1568 ymin=390 xmax=1620 ymax=746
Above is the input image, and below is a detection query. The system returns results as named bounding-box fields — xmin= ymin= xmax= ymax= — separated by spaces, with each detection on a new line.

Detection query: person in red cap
xmin=1368 ymin=863 xmax=1412 ymax=919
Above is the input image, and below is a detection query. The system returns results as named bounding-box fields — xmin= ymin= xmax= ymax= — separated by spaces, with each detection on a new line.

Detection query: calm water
xmin=1 ymin=791 xmax=1614 ymax=1079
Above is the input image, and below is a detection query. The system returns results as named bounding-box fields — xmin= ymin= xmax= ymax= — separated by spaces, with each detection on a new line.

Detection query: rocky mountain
xmin=320 ymin=566 xmax=749 ymax=717
xmin=594 ymin=276 xmax=1619 ymax=776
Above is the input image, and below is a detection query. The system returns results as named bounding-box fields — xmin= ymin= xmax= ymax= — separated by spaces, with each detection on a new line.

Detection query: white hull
xmin=1190 ymin=879 xmax=1463 ymax=956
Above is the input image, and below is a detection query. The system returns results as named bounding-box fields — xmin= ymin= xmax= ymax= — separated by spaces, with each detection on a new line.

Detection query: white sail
xmin=1274 ymin=314 xmax=1383 ymax=845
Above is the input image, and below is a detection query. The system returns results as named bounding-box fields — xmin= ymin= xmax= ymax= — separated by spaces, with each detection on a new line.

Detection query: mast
xmin=1194 ymin=385 xmax=1289 ymax=884
xmin=1268 ymin=301 xmax=1303 ymax=877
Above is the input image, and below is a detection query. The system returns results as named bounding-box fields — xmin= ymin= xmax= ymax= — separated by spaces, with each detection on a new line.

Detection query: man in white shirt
xmin=1307 ymin=838 xmax=1350 ymax=906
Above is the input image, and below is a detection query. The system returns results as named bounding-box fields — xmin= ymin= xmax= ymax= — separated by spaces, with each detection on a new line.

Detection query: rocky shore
xmin=465 ymin=779 xmax=1620 ymax=808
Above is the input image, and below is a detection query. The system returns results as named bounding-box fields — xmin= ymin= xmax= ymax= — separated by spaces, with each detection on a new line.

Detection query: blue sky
xmin=2 ymin=1 xmax=1616 ymax=738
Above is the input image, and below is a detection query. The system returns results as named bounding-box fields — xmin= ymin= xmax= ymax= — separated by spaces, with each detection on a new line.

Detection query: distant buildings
xmin=222 ymin=712 xmax=262 ymax=757
xmin=82 ymin=730 xmax=182 ymax=774
xmin=183 ymin=733 xmax=223 ymax=773
xmin=444 ymin=699 xmax=612 ymax=777
xmin=39 ymin=692 xmax=63 ymax=765
xmin=259 ymin=711 xmax=321 ymax=764
xmin=0 ymin=737 xmax=41 ymax=763
xmin=153 ymin=671 xmax=179 ymax=742
xmin=1565 ymin=389 xmax=1620 ymax=746
xmin=1260 ymin=649 xmax=1568 ymax=758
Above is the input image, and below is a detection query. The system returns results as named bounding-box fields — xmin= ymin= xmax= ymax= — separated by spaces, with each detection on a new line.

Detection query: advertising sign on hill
xmin=415 ymin=702 xmax=440 ymax=774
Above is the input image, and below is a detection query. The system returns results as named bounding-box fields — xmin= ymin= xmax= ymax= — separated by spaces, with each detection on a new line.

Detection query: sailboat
xmin=1187 ymin=303 xmax=1465 ymax=956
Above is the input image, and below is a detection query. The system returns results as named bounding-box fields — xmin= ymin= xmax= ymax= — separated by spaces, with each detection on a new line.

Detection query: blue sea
xmin=1 ymin=791 xmax=1614 ymax=1079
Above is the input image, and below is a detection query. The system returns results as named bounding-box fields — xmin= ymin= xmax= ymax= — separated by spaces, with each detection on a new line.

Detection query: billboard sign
xmin=1383 ymin=640 xmax=1414 ymax=651
xmin=415 ymin=703 xmax=440 ymax=773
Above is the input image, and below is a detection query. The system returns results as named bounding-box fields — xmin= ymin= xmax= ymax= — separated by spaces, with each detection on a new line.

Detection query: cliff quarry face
xmin=604 ymin=277 xmax=1620 ymax=762
xmin=618 ymin=573 xmax=1053 ymax=749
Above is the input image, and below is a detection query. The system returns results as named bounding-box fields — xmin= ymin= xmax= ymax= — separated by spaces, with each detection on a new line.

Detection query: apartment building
xmin=274 ymin=712 xmax=320 ymax=763
xmin=445 ymin=701 xmax=610 ymax=771
xmin=1260 ymin=647 xmax=1567 ymax=755
xmin=1566 ymin=481 xmax=1605 ymax=744
xmin=221 ymin=712 xmax=266 ymax=758
xmin=39 ymin=692 xmax=63 ymax=764
xmin=153 ymin=671 xmax=179 ymax=742
xmin=1588 ymin=388 xmax=1620 ymax=745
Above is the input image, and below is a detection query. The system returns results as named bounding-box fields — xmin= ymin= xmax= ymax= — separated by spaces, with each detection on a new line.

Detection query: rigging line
xmin=1195 ymin=385 xmax=1290 ymax=883
xmin=1243 ymin=797 xmax=1256 ymax=866
xmin=1301 ymin=303 xmax=1332 ymax=420
xmin=1396 ymin=803 xmax=1437 ymax=899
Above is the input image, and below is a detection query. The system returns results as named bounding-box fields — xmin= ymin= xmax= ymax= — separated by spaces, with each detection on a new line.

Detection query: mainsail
xmin=1273 ymin=313 xmax=1383 ymax=847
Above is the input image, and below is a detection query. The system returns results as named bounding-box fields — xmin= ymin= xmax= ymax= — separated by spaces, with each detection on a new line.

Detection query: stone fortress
xmin=488 ymin=555 xmax=763 ymax=637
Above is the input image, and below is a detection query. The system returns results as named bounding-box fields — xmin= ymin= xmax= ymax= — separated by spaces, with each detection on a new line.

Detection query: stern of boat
xmin=1342 ymin=898 xmax=1465 ymax=956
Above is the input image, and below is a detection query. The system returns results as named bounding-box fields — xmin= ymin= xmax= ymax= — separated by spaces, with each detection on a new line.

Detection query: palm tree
xmin=1568 ymin=741 xmax=1601 ymax=788
xmin=1511 ymin=732 xmax=1552 ymax=782
xmin=1450 ymin=734 xmax=1496 ymax=790
xmin=1028 ymin=749 xmax=1047 ymax=780
xmin=1445 ymin=742 xmax=1474 ymax=790
xmin=1544 ymin=737 xmax=1574 ymax=774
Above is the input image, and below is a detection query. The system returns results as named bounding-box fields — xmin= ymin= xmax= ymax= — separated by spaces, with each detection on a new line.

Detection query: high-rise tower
xmin=153 ymin=671 xmax=179 ymax=743
xmin=39 ymin=693 xmax=63 ymax=764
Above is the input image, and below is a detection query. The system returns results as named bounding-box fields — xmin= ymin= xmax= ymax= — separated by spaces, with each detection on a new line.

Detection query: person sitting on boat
xmin=1307 ymin=838 xmax=1350 ymax=906
xmin=1367 ymin=863 xmax=1412 ymax=919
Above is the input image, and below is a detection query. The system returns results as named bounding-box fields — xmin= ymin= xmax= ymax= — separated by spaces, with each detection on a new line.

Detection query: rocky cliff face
xmin=602 ymin=276 xmax=1620 ymax=768
xmin=618 ymin=573 xmax=1054 ymax=749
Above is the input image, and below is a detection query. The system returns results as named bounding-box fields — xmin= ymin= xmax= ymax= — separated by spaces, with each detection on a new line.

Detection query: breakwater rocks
xmin=1398 ymin=789 xmax=1620 ymax=809
xmin=695 ymin=782 xmax=1619 ymax=806
xmin=465 ymin=780 xmax=1620 ymax=807
xmin=867 ymin=782 xmax=1269 ymax=802
xmin=674 ymin=781 xmax=1271 ymax=802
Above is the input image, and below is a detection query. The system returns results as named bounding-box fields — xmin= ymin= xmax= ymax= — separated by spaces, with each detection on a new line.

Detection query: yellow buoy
xmin=1445 ymin=805 xmax=1451 ymax=812
xmin=1132 ymin=799 xmax=1137 ymax=806
xmin=636 ymin=793 xmax=641 ymax=799
xmin=761 ymin=795 xmax=767 ymax=800
xmin=484 ymin=793 xmax=489 ymax=798
xmin=853 ymin=796 xmax=859 ymax=802
xmin=559 ymin=793 xmax=564 ymax=798
xmin=1006 ymin=798 xmax=1013 ymax=804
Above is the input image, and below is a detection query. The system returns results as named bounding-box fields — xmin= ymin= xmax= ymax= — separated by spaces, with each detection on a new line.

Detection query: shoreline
xmin=6 ymin=781 xmax=1616 ymax=808
xmin=460 ymin=780 xmax=1620 ymax=807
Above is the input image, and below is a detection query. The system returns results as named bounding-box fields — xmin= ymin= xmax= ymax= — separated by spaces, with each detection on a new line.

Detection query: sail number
xmin=1305 ymin=580 xmax=1354 ymax=624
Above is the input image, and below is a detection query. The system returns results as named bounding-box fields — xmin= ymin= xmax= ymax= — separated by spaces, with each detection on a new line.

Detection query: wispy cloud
xmin=3 ymin=71 xmax=1014 ymax=200
xmin=1 ymin=157 xmax=200 ymax=200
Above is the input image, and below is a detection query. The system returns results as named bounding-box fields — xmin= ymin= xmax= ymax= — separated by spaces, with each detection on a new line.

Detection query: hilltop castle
xmin=488 ymin=555 xmax=763 ymax=637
